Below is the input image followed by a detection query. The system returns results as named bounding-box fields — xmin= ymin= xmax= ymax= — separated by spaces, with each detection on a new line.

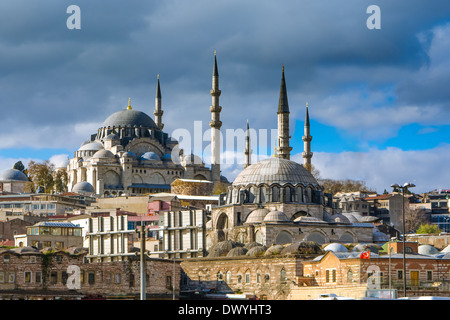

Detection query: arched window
xmin=280 ymin=268 xmax=287 ymax=284
xmin=226 ymin=271 xmax=232 ymax=283
xmin=275 ymin=230 xmax=292 ymax=245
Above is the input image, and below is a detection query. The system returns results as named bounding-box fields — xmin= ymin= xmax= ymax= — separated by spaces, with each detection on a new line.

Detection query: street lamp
xmin=391 ymin=182 xmax=415 ymax=298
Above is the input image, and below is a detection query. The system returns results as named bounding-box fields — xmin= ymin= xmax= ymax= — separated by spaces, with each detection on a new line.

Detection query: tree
xmin=27 ymin=160 xmax=55 ymax=193
xmin=13 ymin=161 xmax=26 ymax=173
xmin=319 ymin=178 xmax=374 ymax=195
xmin=54 ymin=169 xmax=69 ymax=193
xmin=405 ymin=208 xmax=429 ymax=233
xmin=416 ymin=223 xmax=442 ymax=235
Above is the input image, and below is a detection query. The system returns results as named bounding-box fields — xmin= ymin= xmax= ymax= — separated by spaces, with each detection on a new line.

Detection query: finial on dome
xmin=282 ymin=64 xmax=284 ymax=73
xmin=127 ymin=97 xmax=132 ymax=110
xmin=157 ymin=74 xmax=159 ymax=79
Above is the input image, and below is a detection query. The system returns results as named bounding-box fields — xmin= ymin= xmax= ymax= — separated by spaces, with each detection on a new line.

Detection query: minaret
xmin=302 ymin=102 xmax=313 ymax=172
xmin=210 ymin=51 xmax=222 ymax=182
xmin=244 ymin=120 xmax=251 ymax=168
xmin=154 ymin=75 xmax=164 ymax=130
xmin=277 ymin=65 xmax=292 ymax=160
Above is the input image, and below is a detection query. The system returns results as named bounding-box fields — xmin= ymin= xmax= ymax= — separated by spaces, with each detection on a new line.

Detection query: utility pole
xmin=139 ymin=222 xmax=146 ymax=300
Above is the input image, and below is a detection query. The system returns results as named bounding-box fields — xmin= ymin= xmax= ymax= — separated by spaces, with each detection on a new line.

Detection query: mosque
xmin=66 ymin=59 xmax=225 ymax=196
xmin=206 ymin=63 xmax=386 ymax=248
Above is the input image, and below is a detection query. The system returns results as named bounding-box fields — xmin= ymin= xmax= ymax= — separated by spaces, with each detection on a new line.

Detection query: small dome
xmin=418 ymin=244 xmax=439 ymax=255
xmin=104 ymin=133 xmax=119 ymax=141
xmin=373 ymin=229 xmax=390 ymax=242
xmin=120 ymin=151 xmax=136 ymax=158
xmin=0 ymin=169 xmax=28 ymax=182
xmin=78 ymin=141 xmax=104 ymax=152
xmin=182 ymin=154 xmax=204 ymax=166
xmin=360 ymin=216 xmax=380 ymax=223
xmin=264 ymin=244 xmax=285 ymax=256
xmin=441 ymin=245 xmax=450 ymax=253
xmin=245 ymin=208 xmax=270 ymax=224
xmin=323 ymin=243 xmax=348 ymax=253
xmin=11 ymin=246 xmax=39 ymax=254
xmin=72 ymin=181 xmax=95 ymax=194
xmin=162 ymin=153 xmax=172 ymax=161
xmin=226 ymin=247 xmax=248 ymax=257
xmin=93 ymin=149 xmax=116 ymax=159
xmin=329 ymin=214 xmax=351 ymax=224
xmin=281 ymin=241 xmax=322 ymax=255
xmin=246 ymin=245 xmax=267 ymax=257
xmin=353 ymin=243 xmax=382 ymax=254
xmin=207 ymin=240 xmax=244 ymax=257
xmin=140 ymin=152 xmax=161 ymax=161
xmin=264 ymin=210 xmax=289 ymax=223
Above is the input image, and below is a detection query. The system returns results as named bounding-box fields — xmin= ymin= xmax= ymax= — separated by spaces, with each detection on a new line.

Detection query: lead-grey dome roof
xmin=102 ymin=109 xmax=157 ymax=129
xmin=72 ymin=181 xmax=95 ymax=194
xmin=232 ymin=157 xmax=320 ymax=187
xmin=0 ymin=169 xmax=28 ymax=182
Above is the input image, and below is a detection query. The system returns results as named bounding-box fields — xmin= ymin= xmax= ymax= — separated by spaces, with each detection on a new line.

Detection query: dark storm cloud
xmin=1 ymin=0 xmax=450 ymax=151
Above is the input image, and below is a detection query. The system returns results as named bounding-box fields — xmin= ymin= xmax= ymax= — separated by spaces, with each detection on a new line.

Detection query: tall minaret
xmin=277 ymin=65 xmax=292 ymax=160
xmin=154 ymin=74 xmax=164 ymax=130
xmin=244 ymin=120 xmax=251 ymax=168
xmin=210 ymin=51 xmax=222 ymax=182
xmin=302 ymin=102 xmax=313 ymax=171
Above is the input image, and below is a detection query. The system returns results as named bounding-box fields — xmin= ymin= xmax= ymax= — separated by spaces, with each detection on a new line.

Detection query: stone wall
xmin=0 ymin=249 xmax=180 ymax=299
xmin=180 ymin=254 xmax=315 ymax=300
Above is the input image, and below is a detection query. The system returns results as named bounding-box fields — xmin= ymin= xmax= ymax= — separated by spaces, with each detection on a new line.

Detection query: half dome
xmin=140 ymin=152 xmax=161 ymax=161
xmin=102 ymin=109 xmax=157 ymax=129
xmin=232 ymin=157 xmax=319 ymax=187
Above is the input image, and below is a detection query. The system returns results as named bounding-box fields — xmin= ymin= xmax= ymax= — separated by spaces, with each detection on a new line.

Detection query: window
xmin=88 ymin=272 xmax=95 ymax=285
xmin=166 ymin=276 xmax=172 ymax=289
xmin=8 ymin=272 xmax=15 ymax=283
xmin=226 ymin=271 xmax=232 ymax=283
xmin=62 ymin=272 xmax=68 ymax=285
xmin=347 ymin=269 xmax=353 ymax=282
xmin=4 ymin=255 xmax=10 ymax=263
xmin=427 ymin=270 xmax=433 ymax=281
xmin=0 ymin=272 xmax=4 ymax=283
xmin=24 ymin=271 xmax=32 ymax=283
xmin=50 ymin=272 xmax=58 ymax=284
xmin=115 ymin=273 xmax=121 ymax=284
xmin=397 ymin=270 xmax=403 ymax=280
xmin=36 ymin=272 xmax=42 ymax=284
xmin=326 ymin=269 xmax=337 ymax=283
xmin=280 ymin=268 xmax=287 ymax=284
xmin=245 ymin=272 xmax=250 ymax=284
xmin=237 ymin=275 xmax=242 ymax=284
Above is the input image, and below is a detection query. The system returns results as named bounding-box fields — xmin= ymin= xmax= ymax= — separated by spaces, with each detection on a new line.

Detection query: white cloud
xmin=293 ymin=144 xmax=450 ymax=194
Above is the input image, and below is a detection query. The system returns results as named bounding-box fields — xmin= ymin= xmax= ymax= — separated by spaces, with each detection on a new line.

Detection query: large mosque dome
xmin=232 ymin=157 xmax=319 ymax=187
xmin=102 ymin=108 xmax=157 ymax=129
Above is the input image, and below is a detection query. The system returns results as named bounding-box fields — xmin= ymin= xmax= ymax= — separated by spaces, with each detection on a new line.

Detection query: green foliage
xmin=416 ymin=223 xmax=442 ymax=234
xmin=319 ymin=178 xmax=375 ymax=194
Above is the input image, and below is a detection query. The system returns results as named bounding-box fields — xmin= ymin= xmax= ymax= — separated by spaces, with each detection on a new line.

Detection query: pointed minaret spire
xmin=244 ymin=119 xmax=251 ymax=168
xmin=276 ymin=65 xmax=292 ymax=160
xmin=302 ymin=102 xmax=313 ymax=172
xmin=154 ymin=74 xmax=164 ymax=130
xmin=210 ymin=51 xmax=222 ymax=182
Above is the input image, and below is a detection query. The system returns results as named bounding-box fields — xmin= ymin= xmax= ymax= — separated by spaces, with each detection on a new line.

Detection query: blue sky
xmin=1 ymin=0 xmax=450 ymax=194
